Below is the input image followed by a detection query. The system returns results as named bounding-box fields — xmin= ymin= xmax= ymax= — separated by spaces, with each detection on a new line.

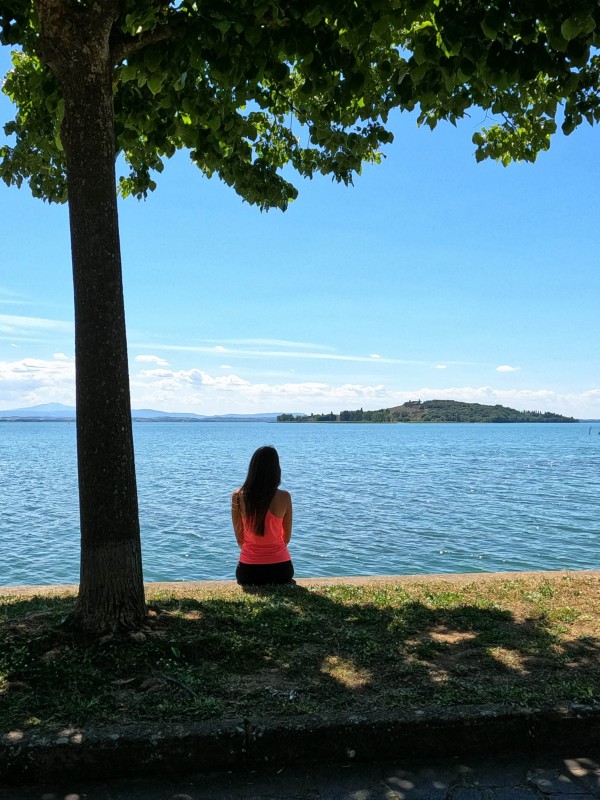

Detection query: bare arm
xmin=231 ymin=490 xmax=244 ymax=548
xmin=283 ymin=491 xmax=293 ymax=545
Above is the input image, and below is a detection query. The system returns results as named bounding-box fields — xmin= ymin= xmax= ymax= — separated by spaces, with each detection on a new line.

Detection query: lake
xmin=0 ymin=421 xmax=598 ymax=586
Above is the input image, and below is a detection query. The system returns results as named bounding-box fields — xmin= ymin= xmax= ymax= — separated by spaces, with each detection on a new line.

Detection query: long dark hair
xmin=240 ymin=446 xmax=281 ymax=536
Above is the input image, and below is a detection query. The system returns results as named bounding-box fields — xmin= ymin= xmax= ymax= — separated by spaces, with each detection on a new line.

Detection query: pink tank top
xmin=239 ymin=510 xmax=291 ymax=565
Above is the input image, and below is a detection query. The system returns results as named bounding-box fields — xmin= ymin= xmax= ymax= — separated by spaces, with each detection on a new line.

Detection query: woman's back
xmin=232 ymin=446 xmax=294 ymax=585
xmin=235 ymin=487 xmax=288 ymax=519
xmin=239 ymin=507 xmax=290 ymax=565
xmin=233 ymin=488 xmax=292 ymax=542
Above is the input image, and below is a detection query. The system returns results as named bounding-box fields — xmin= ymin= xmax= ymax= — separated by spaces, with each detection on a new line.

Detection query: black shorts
xmin=236 ymin=560 xmax=294 ymax=586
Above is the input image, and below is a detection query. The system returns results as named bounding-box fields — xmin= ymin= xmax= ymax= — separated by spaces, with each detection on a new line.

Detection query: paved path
xmin=3 ymin=753 xmax=600 ymax=800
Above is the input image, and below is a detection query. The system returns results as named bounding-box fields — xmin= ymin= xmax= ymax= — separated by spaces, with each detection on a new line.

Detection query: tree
xmin=1 ymin=0 xmax=598 ymax=632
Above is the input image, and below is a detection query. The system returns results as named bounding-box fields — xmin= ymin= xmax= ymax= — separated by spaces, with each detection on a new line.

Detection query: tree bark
xmin=36 ymin=0 xmax=146 ymax=632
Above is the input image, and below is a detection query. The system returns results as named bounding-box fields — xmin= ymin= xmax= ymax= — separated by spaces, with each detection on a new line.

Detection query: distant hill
xmin=147 ymin=412 xmax=281 ymax=422
xmin=0 ymin=403 xmax=281 ymax=422
xmin=0 ymin=403 xmax=77 ymax=420
xmin=1 ymin=401 xmax=579 ymax=424
xmin=278 ymin=400 xmax=579 ymax=424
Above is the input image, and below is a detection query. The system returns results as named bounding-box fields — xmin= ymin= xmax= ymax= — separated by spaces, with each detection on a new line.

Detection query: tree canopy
xmin=2 ymin=0 xmax=599 ymax=207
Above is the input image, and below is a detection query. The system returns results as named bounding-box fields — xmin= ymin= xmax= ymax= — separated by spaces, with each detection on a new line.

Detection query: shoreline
xmin=2 ymin=568 xmax=600 ymax=597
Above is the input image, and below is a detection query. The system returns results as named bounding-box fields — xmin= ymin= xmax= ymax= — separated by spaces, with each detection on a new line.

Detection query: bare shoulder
xmin=267 ymin=488 xmax=288 ymax=516
xmin=276 ymin=488 xmax=292 ymax=508
xmin=232 ymin=488 xmax=242 ymax=503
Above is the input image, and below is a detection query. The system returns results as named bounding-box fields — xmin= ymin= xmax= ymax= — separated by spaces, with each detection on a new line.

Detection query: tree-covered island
xmin=278 ymin=400 xmax=579 ymax=424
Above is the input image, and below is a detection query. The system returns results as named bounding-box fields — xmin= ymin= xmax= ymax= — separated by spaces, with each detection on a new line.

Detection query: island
xmin=277 ymin=400 xmax=579 ymax=424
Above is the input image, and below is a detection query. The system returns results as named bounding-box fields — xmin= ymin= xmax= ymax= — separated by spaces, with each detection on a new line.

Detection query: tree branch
xmin=110 ymin=19 xmax=187 ymax=65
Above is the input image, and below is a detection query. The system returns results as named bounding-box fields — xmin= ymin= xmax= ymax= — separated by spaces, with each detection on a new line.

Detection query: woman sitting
xmin=232 ymin=445 xmax=294 ymax=586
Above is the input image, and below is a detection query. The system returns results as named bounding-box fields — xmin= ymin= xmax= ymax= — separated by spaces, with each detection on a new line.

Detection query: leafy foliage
xmin=2 ymin=0 xmax=599 ymax=207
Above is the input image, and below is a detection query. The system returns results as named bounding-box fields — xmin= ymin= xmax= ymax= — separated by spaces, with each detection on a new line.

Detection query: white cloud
xmin=384 ymin=385 xmax=600 ymax=418
xmin=134 ymin=342 xmax=430 ymax=366
xmin=0 ymin=314 xmax=73 ymax=334
xmin=370 ymin=354 xmax=381 ymax=359
xmin=205 ymin=338 xmax=334 ymax=351
xmin=0 ymin=289 xmax=29 ymax=306
xmin=220 ymin=364 xmax=233 ymax=369
xmin=0 ymin=354 xmax=75 ymax=408
xmin=435 ymin=364 xmax=447 ymax=369
xmin=137 ymin=368 xmax=175 ymax=379
xmin=129 ymin=368 xmax=600 ymax=417
xmin=136 ymin=367 xmax=250 ymax=388
xmin=496 ymin=365 xmax=520 ymax=372
xmin=130 ymin=366 xmax=387 ymax=413
xmin=1 ymin=353 xmax=599 ymax=419
xmin=135 ymin=354 xmax=169 ymax=367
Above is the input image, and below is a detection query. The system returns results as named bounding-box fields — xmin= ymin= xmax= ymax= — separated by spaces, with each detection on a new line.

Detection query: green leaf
xmin=215 ymin=20 xmax=231 ymax=35
xmin=144 ymin=48 xmax=163 ymax=72
xmin=480 ymin=19 xmax=497 ymax=40
xmin=173 ymin=72 xmax=187 ymax=91
xmin=303 ymin=8 xmax=323 ymax=27
xmin=244 ymin=26 xmax=261 ymax=45
xmin=120 ymin=65 xmax=137 ymax=83
xmin=147 ymin=75 xmax=163 ymax=95
xmin=561 ymin=18 xmax=581 ymax=41
xmin=413 ymin=44 xmax=427 ymax=65
xmin=189 ymin=49 xmax=205 ymax=70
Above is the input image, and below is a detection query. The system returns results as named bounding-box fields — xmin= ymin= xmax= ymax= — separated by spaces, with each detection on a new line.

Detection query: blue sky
xmin=1 ymin=47 xmax=599 ymax=417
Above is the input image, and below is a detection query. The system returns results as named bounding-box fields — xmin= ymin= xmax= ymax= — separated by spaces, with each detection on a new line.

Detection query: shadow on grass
xmin=1 ymin=580 xmax=599 ymax=731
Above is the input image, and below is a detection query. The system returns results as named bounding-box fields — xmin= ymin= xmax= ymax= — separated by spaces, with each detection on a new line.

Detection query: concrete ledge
xmin=2 ymin=704 xmax=600 ymax=785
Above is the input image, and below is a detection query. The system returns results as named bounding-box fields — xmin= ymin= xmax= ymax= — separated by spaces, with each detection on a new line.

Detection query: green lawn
xmin=1 ymin=573 xmax=599 ymax=731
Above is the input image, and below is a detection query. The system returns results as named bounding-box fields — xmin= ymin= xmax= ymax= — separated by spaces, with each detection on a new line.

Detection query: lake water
xmin=0 ymin=422 xmax=598 ymax=586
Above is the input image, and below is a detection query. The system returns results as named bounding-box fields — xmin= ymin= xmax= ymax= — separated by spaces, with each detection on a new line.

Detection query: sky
xmin=1 ymin=47 xmax=599 ymax=418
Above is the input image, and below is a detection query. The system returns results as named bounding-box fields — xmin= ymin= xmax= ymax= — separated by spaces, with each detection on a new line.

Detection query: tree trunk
xmin=37 ymin=1 xmax=146 ymax=632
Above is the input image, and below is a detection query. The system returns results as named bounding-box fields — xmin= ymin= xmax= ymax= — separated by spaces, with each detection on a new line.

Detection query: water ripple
xmin=1 ymin=421 xmax=599 ymax=584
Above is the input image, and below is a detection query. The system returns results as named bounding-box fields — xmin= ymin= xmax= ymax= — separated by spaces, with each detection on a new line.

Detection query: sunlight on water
xmin=0 ymin=421 xmax=598 ymax=585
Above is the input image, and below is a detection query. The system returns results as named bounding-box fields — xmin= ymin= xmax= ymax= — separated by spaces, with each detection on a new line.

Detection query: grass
xmin=1 ymin=573 xmax=600 ymax=732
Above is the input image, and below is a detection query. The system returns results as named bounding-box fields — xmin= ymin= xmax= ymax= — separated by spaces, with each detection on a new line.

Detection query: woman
xmin=232 ymin=445 xmax=294 ymax=586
